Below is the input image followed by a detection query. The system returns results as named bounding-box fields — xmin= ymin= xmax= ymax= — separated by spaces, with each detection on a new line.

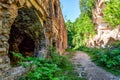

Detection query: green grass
xmin=65 ymin=48 xmax=87 ymax=80
xmin=12 ymin=47 xmax=86 ymax=80
xmin=78 ymin=45 xmax=120 ymax=77
xmin=103 ymin=67 xmax=120 ymax=76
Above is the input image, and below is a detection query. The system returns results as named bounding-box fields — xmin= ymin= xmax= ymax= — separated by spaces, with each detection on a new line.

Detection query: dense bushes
xmin=103 ymin=0 xmax=120 ymax=27
xmin=79 ymin=42 xmax=120 ymax=75
xmin=80 ymin=0 xmax=95 ymax=17
xmin=65 ymin=14 xmax=95 ymax=49
xmin=72 ymin=14 xmax=95 ymax=48
xmin=12 ymin=47 xmax=85 ymax=80
xmin=65 ymin=20 xmax=75 ymax=48
xmin=13 ymin=52 xmax=62 ymax=80
xmin=65 ymin=0 xmax=96 ymax=49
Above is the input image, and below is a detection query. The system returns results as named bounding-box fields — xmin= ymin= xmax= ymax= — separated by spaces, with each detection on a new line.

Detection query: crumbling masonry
xmin=0 ymin=0 xmax=67 ymax=79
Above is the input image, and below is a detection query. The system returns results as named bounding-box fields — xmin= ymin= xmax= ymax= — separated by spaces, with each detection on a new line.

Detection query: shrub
xmin=103 ymin=0 xmax=120 ymax=27
xmin=12 ymin=47 xmax=84 ymax=80
xmin=79 ymin=42 xmax=120 ymax=70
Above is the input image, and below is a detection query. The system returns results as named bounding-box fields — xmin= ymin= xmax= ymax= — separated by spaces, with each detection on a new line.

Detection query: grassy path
xmin=71 ymin=51 xmax=120 ymax=80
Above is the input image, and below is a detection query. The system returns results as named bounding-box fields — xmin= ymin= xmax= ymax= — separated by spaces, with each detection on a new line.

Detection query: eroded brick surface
xmin=0 ymin=0 xmax=67 ymax=79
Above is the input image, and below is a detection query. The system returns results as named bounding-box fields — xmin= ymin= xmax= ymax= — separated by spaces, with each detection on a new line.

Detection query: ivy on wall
xmin=103 ymin=0 xmax=120 ymax=27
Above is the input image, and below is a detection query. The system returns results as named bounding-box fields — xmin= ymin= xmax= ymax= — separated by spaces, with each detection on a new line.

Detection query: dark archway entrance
xmin=8 ymin=25 xmax=35 ymax=64
xmin=19 ymin=35 xmax=35 ymax=57
xmin=8 ymin=7 xmax=38 ymax=64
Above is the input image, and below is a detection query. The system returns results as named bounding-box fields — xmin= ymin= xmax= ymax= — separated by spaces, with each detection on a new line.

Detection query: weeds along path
xmin=71 ymin=51 xmax=120 ymax=80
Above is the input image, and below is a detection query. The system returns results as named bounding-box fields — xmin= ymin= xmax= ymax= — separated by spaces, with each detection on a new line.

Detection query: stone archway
xmin=0 ymin=0 xmax=67 ymax=79
xmin=0 ymin=1 xmax=48 ymax=78
xmin=8 ymin=7 xmax=44 ymax=64
xmin=8 ymin=25 xmax=35 ymax=64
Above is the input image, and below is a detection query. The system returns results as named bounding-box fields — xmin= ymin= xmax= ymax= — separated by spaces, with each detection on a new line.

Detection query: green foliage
xmin=103 ymin=0 xmax=120 ymax=27
xmin=65 ymin=0 xmax=96 ymax=49
xmin=50 ymin=47 xmax=72 ymax=71
xmin=66 ymin=14 xmax=95 ymax=49
xmin=13 ymin=52 xmax=60 ymax=80
xmin=65 ymin=20 xmax=75 ymax=47
xmin=79 ymin=0 xmax=95 ymax=17
xmin=73 ymin=14 xmax=95 ymax=48
xmin=12 ymin=48 xmax=84 ymax=80
xmin=66 ymin=0 xmax=120 ymax=76
xmin=79 ymin=42 xmax=120 ymax=76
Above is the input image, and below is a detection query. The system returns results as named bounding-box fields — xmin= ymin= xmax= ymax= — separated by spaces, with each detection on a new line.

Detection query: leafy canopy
xmin=103 ymin=0 xmax=120 ymax=27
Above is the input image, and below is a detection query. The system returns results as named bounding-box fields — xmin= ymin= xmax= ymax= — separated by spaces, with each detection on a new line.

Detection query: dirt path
xmin=71 ymin=51 xmax=120 ymax=80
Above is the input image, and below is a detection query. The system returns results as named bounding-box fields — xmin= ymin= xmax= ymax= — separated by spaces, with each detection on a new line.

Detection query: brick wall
xmin=0 ymin=0 xmax=67 ymax=79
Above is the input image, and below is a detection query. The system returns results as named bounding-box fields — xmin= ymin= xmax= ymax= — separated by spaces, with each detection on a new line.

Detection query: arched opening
xmin=8 ymin=7 xmax=38 ymax=65
xmin=8 ymin=5 xmax=48 ymax=65
xmin=8 ymin=25 xmax=35 ymax=64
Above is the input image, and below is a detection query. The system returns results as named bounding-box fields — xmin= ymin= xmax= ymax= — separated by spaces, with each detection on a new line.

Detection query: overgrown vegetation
xmin=65 ymin=20 xmax=75 ymax=48
xmin=78 ymin=42 xmax=120 ymax=76
xmin=65 ymin=0 xmax=120 ymax=77
xmin=80 ymin=0 xmax=95 ymax=17
xmin=11 ymin=0 xmax=120 ymax=79
xmin=72 ymin=14 xmax=95 ymax=48
xmin=103 ymin=0 xmax=120 ymax=27
xmin=12 ymin=47 xmax=85 ymax=80
xmin=66 ymin=0 xmax=95 ymax=49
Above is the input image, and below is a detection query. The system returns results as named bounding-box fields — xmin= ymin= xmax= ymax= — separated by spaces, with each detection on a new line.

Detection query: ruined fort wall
xmin=0 ymin=0 xmax=67 ymax=79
